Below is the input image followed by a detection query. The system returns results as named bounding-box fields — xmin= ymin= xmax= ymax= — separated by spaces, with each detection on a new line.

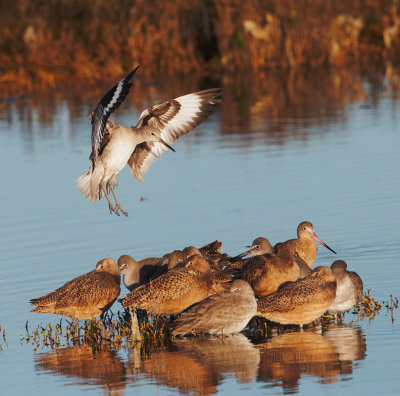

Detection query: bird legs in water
xmin=101 ymin=184 xmax=128 ymax=217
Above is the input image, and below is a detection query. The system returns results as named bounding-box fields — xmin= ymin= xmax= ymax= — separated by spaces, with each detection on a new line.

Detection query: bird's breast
xmin=103 ymin=130 xmax=136 ymax=175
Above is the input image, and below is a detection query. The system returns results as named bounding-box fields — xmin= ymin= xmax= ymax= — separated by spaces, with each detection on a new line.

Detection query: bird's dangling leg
xmin=101 ymin=185 xmax=119 ymax=216
xmin=109 ymin=183 xmax=128 ymax=216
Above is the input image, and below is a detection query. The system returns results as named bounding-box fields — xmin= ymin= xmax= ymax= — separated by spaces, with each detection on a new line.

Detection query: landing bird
xmin=77 ymin=66 xmax=222 ymax=216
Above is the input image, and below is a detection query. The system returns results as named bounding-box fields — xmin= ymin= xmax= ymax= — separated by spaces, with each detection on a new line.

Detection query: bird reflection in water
xmin=132 ymin=333 xmax=260 ymax=395
xmin=34 ymin=345 xmax=126 ymax=395
xmin=255 ymin=324 xmax=366 ymax=393
xmin=32 ymin=324 xmax=366 ymax=395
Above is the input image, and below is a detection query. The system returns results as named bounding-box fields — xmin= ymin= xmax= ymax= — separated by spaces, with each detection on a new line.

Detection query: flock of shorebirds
xmin=30 ymin=221 xmax=363 ymax=337
xmin=29 ymin=68 xmax=363 ymax=338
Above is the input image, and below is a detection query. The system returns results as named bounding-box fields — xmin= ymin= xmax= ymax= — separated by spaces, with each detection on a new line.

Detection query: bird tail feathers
xmin=77 ymin=162 xmax=118 ymax=202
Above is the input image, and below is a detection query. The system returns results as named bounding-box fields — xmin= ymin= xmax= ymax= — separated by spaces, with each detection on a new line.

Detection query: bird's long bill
xmin=237 ymin=246 xmax=253 ymax=258
xmin=159 ymin=138 xmax=175 ymax=152
xmin=312 ymin=233 xmax=337 ymax=254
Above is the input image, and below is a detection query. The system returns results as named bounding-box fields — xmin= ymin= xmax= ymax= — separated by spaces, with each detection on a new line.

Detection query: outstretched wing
xmin=90 ymin=66 xmax=140 ymax=163
xmin=128 ymin=88 xmax=221 ymax=181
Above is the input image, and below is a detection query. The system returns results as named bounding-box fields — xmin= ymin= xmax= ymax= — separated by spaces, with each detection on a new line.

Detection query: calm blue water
xmin=0 ymin=71 xmax=399 ymax=395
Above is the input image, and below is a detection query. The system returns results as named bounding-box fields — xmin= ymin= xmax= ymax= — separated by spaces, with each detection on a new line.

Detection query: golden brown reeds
xmin=1 ymin=0 xmax=400 ymax=93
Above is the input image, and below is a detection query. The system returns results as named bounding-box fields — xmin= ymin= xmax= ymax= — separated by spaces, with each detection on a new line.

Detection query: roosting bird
xmin=29 ymin=258 xmax=121 ymax=321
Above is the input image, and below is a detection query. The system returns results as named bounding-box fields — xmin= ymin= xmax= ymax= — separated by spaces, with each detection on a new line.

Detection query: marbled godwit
xmin=276 ymin=221 xmax=337 ymax=267
xmin=167 ymin=241 xmax=228 ymax=271
xmin=77 ymin=66 xmax=222 ymax=216
xmin=237 ymin=237 xmax=273 ymax=258
xmin=198 ymin=240 xmax=230 ymax=269
xmin=273 ymin=242 xmax=312 ymax=278
xmin=30 ymin=258 xmax=120 ymax=320
xmin=327 ymin=260 xmax=363 ymax=315
xmin=171 ymin=279 xmax=256 ymax=336
xmin=256 ymin=266 xmax=337 ymax=328
xmin=242 ymin=244 xmax=301 ymax=298
xmin=120 ymin=255 xmax=231 ymax=315
xmin=167 ymin=246 xmax=201 ymax=270
xmin=118 ymin=254 xmax=167 ymax=291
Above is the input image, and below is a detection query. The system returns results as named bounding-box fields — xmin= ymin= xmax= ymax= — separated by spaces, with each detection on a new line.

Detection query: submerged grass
xmin=20 ymin=291 xmax=396 ymax=352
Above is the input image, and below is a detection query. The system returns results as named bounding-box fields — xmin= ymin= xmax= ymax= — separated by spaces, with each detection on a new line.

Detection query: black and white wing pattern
xmin=128 ymin=88 xmax=222 ymax=181
xmin=90 ymin=66 xmax=140 ymax=163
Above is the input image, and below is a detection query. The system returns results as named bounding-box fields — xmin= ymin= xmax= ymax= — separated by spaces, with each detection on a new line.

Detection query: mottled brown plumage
xmin=167 ymin=246 xmax=201 ymax=270
xmin=30 ymin=258 xmax=121 ymax=320
xmin=276 ymin=221 xmax=337 ymax=268
xmin=242 ymin=244 xmax=301 ymax=298
xmin=171 ymin=279 xmax=257 ymax=336
xmin=120 ymin=255 xmax=231 ymax=315
xmin=198 ymin=240 xmax=229 ymax=268
xmin=256 ymin=266 xmax=337 ymax=327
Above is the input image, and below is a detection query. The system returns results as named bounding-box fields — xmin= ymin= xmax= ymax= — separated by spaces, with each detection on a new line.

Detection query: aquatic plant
xmin=353 ymin=289 xmax=382 ymax=320
xmin=383 ymin=295 xmax=399 ymax=323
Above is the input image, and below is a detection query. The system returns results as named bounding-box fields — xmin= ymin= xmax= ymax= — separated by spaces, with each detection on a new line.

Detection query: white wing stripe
xmin=103 ymin=80 xmax=124 ymax=116
xmin=133 ymin=89 xmax=221 ymax=180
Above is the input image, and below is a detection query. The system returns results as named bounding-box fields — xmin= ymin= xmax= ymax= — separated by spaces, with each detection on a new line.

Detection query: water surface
xmin=0 ymin=69 xmax=399 ymax=395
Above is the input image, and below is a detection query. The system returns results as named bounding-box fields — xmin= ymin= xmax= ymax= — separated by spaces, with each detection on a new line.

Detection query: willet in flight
xmin=327 ymin=260 xmax=363 ymax=315
xmin=171 ymin=279 xmax=256 ymax=336
xmin=256 ymin=266 xmax=337 ymax=328
xmin=29 ymin=258 xmax=120 ymax=320
xmin=77 ymin=66 xmax=222 ymax=216
xmin=119 ymin=254 xmax=231 ymax=315
xmin=277 ymin=221 xmax=337 ymax=267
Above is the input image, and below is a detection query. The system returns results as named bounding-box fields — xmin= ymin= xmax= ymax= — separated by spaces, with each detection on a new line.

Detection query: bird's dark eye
xmin=151 ymin=132 xmax=155 ymax=135
xmin=255 ymin=245 xmax=259 ymax=249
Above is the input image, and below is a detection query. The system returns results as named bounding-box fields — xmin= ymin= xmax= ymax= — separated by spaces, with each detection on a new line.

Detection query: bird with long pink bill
xmin=275 ymin=221 xmax=337 ymax=268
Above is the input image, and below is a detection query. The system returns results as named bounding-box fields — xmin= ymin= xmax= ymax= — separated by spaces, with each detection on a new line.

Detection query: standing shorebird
xmin=256 ymin=266 xmax=337 ymax=328
xmin=77 ymin=66 xmax=222 ymax=216
xmin=119 ymin=255 xmax=231 ymax=316
xmin=171 ymin=279 xmax=257 ymax=336
xmin=327 ymin=260 xmax=363 ymax=315
xmin=276 ymin=221 xmax=337 ymax=267
xmin=29 ymin=258 xmax=121 ymax=320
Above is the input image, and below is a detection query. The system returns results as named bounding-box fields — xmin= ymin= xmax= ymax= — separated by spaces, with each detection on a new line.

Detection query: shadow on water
xmin=33 ymin=324 xmax=366 ymax=395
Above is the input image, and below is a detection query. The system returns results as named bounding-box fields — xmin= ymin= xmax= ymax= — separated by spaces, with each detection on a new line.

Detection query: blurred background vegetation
xmin=1 ymin=0 xmax=400 ymax=94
